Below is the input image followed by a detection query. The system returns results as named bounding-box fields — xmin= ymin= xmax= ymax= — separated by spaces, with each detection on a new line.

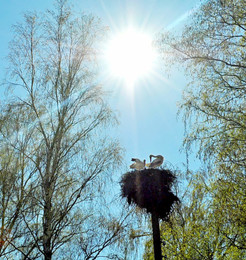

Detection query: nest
xmin=120 ymin=168 xmax=179 ymax=220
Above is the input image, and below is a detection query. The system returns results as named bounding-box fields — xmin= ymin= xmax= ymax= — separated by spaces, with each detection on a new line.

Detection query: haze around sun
xmin=104 ymin=28 xmax=157 ymax=85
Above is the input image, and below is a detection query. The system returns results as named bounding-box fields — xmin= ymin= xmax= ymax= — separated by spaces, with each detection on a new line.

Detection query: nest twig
xmin=120 ymin=168 xmax=179 ymax=220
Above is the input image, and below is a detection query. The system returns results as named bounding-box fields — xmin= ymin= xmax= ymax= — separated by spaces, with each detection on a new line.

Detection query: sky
xmin=0 ymin=0 xmax=202 ymax=173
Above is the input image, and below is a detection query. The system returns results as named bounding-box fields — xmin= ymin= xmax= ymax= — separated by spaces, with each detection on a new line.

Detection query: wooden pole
xmin=151 ymin=211 xmax=162 ymax=260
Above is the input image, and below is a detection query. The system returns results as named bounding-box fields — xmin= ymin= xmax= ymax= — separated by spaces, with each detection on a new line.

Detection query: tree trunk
xmin=43 ymin=180 xmax=53 ymax=260
xmin=151 ymin=211 xmax=162 ymax=260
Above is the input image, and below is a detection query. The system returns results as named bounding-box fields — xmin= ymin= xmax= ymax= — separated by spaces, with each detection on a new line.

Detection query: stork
xmin=130 ymin=158 xmax=146 ymax=171
xmin=146 ymin=155 xmax=164 ymax=168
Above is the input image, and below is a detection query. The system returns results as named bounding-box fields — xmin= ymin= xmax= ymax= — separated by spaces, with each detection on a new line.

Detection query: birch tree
xmin=0 ymin=0 xmax=126 ymax=259
xmin=155 ymin=0 xmax=246 ymax=256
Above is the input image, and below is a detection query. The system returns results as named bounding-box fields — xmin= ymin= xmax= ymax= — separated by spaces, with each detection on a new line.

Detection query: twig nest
xmin=120 ymin=168 xmax=179 ymax=220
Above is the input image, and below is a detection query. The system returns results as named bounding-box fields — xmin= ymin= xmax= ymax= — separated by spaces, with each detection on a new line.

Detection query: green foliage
xmin=144 ymin=173 xmax=246 ymax=259
xmin=147 ymin=0 xmax=246 ymax=259
xmin=0 ymin=0 xmax=131 ymax=259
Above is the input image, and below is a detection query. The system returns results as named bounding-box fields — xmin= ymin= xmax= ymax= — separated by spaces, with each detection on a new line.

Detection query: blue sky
xmin=0 ymin=0 xmax=201 ymax=172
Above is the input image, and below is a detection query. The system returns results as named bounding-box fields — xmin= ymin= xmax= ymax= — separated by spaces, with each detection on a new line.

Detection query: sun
xmin=105 ymin=28 xmax=157 ymax=85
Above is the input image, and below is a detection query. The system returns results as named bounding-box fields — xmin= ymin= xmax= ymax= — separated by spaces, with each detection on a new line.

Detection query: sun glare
xmin=105 ymin=28 xmax=157 ymax=85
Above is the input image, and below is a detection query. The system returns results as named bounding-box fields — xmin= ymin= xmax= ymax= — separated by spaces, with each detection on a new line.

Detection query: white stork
xmin=130 ymin=158 xmax=146 ymax=171
xmin=146 ymin=155 xmax=164 ymax=168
